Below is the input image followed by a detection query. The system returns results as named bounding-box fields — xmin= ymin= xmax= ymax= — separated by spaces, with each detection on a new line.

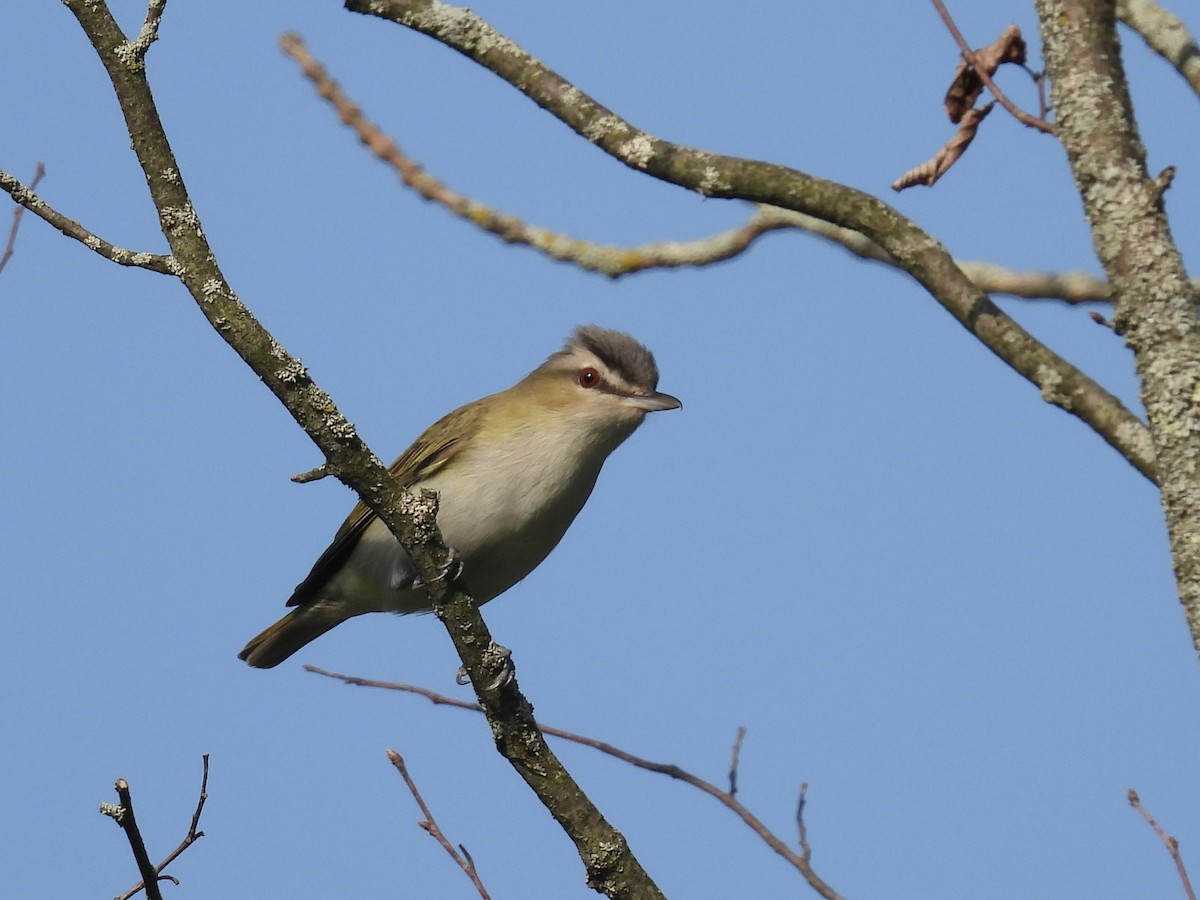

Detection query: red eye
xmin=578 ymin=367 xmax=600 ymax=388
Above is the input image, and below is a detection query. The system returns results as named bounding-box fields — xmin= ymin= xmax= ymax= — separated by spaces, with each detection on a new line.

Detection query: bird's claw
xmin=455 ymin=643 xmax=515 ymax=691
xmin=413 ymin=546 xmax=464 ymax=591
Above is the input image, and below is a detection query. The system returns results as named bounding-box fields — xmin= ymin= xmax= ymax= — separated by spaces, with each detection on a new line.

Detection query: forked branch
xmin=282 ymin=32 xmax=1145 ymax=302
xmin=309 ymin=665 xmax=844 ymax=900
xmin=344 ymin=0 xmax=1157 ymax=483
xmin=10 ymin=3 xmax=667 ymax=897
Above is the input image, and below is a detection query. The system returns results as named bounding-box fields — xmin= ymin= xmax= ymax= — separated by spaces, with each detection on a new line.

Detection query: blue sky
xmin=4 ymin=2 xmax=1199 ymax=898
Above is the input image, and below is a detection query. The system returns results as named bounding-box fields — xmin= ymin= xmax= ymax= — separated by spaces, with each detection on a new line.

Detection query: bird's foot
xmin=455 ymin=643 xmax=515 ymax=691
xmin=412 ymin=546 xmax=464 ymax=591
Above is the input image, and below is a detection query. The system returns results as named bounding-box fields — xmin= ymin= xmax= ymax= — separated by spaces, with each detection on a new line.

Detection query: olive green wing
xmin=284 ymin=434 xmax=466 ymax=607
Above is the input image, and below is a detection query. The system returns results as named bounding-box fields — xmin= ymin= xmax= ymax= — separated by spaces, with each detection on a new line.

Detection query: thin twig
xmin=728 ymin=726 xmax=747 ymax=797
xmin=101 ymin=780 xmax=166 ymax=900
xmin=796 ymin=783 xmax=812 ymax=861
xmin=0 ymin=169 xmax=174 ymax=274
xmin=126 ymin=0 xmax=167 ymax=61
xmin=0 ymin=161 xmax=45 ymax=275
xmin=387 ymin=750 xmax=490 ymax=899
xmin=116 ymin=755 xmax=210 ymax=900
xmin=931 ymin=0 xmax=1054 ymax=132
xmin=1027 ymin=64 xmax=1051 ymax=120
xmin=1129 ymin=788 xmax=1196 ymax=900
xmin=280 ymin=32 xmax=1154 ymax=303
xmin=307 ymin=665 xmax=844 ymax=900
xmin=280 ymin=32 xmax=784 ymax=279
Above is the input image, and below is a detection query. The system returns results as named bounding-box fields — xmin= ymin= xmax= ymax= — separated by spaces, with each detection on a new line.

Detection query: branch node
xmin=125 ymin=0 xmax=168 ymax=64
xmin=1151 ymin=165 xmax=1177 ymax=209
xmin=100 ymin=802 xmax=126 ymax=823
xmin=292 ymin=463 xmax=333 ymax=484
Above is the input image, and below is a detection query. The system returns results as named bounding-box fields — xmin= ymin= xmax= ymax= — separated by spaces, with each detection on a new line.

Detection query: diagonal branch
xmin=47 ymin=3 xmax=663 ymax=898
xmin=1036 ymin=0 xmax=1200 ymax=659
xmin=280 ymin=33 xmax=788 ymax=278
xmin=387 ymin=750 xmax=491 ymax=899
xmin=116 ymin=754 xmax=210 ymax=900
xmin=283 ymin=33 xmax=1141 ymax=301
xmin=1128 ymin=789 xmax=1197 ymax=900
xmin=308 ymin=666 xmax=845 ymax=900
xmin=1118 ymin=0 xmax=1200 ymax=98
xmin=101 ymin=779 xmax=166 ymax=900
xmin=0 ymin=170 xmax=175 ymax=274
xmin=0 ymin=161 xmax=45 ymax=275
xmin=345 ymin=0 xmax=1158 ymax=484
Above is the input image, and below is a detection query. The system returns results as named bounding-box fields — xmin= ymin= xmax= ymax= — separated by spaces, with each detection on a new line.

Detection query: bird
xmin=239 ymin=325 xmax=681 ymax=668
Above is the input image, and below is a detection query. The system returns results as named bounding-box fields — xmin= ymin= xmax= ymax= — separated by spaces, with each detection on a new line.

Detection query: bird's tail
xmin=238 ymin=608 xmax=341 ymax=669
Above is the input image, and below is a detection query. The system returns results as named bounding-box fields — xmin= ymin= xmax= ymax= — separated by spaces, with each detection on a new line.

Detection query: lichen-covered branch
xmin=278 ymin=34 xmax=1144 ymax=301
xmin=280 ymin=32 xmax=784 ymax=278
xmin=58 ymin=0 xmax=451 ymax=587
xmin=346 ymin=0 xmax=1158 ymax=484
xmin=114 ymin=755 xmax=210 ymax=900
xmin=101 ymin=779 xmax=166 ymax=900
xmin=0 ymin=169 xmax=175 ymax=274
xmin=52 ymin=4 xmax=663 ymax=897
xmin=1036 ymin=0 xmax=1200 ymax=658
xmin=1118 ymin=0 xmax=1200 ymax=97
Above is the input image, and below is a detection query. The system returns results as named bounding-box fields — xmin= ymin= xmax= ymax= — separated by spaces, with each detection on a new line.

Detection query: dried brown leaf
xmin=945 ymin=23 xmax=1027 ymax=122
xmin=892 ymin=102 xmax=993 ymax=191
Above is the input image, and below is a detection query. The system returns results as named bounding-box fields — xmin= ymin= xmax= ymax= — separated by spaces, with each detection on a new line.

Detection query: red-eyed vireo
xmin=239 ymin=325 xmax=681 ymax=668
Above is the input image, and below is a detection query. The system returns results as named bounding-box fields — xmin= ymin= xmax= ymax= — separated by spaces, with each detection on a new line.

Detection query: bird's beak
xmin=626 ymin=390 xmax=683 ymax=413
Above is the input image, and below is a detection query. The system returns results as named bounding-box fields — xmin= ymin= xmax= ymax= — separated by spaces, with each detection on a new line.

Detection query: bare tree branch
xmin=1037 ymin=0 xmax=1200 ymax=659
xmin=1129 ymin=789 xmax=1197 ymax=900
xmin=727 ymin=726 xmax=747 ymax=797
xmin=116 ymin=755 xmax=210 ymax=900
xmin=0 ymin=161 xmax=45 ymax=275
xmin=307 ymin=665 xmax=845 ymax=900
xmin=14 ymin=4 xmax=665 ymax=898
xmin=280 ymin=33 xmax=789 ymax=278
xmin=796 ymin=783 xmax=813 ymax=861
xmin=387 ymin=750 xmax=491 ymax=899
xmin=0 ymin=169 xmax=175 ymax=274
xmin=344 ymin=0 xmax=1158 ymax=485
xmin=1118 ymin=0 xmax=1200 ymax=97
xmin=284 ymin=31 xmax=1143 ymax=301
xmin=750 ymin=207 xmax=1129 ymax=301
xmin=100 ymin=780 xmax=166 ymax=900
